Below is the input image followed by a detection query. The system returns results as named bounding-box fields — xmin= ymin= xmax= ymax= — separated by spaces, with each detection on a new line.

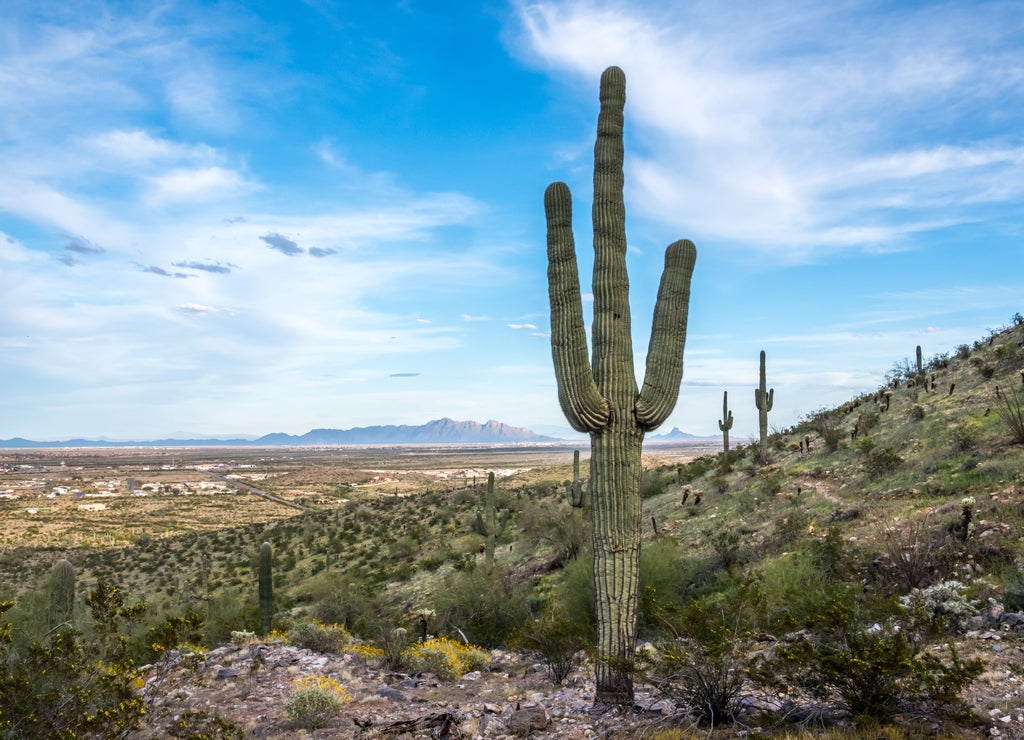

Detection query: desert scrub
xmin=403 ymin=637 xmax=488 ymax=680
xmin=287 ymin=619 xmax=353 ymax=653
xmin=898 ymin=579 xmax=978 ymax=636
xmin=752 ymin=628 xmax=983 ymax=722
xmin=0 ymin=584 xmax=147 ymax=740
xmin=285 ymin=675 xmax=352 ymax=729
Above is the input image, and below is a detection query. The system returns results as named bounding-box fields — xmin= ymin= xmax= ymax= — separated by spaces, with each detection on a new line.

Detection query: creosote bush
xmin=287 ymin=619 xmax=353 ymax=654
xmin=513 ymin=610 xmax=591 ymax=685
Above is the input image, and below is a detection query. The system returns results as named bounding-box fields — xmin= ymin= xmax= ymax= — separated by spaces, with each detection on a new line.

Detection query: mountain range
xmin=0 ymin=418 xmax=561 ymax=448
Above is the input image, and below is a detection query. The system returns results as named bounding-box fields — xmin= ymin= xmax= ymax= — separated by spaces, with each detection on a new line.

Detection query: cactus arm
xmin=591 ymin=66 xmax=637 ymax=405
xmin=766 ymin=387 xmax=774 ymax=412
xmin=546 ymin=182 xmax=611 ymax=432
xmin=635 ymin=240 xmax=697 ymax=429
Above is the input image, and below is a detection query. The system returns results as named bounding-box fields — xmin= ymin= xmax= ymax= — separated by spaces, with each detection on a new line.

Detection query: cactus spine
xmin=718 ymin=390 xmax=733 ymax=452
xmin=258 ymin=542 xmax=273 ymax=635
xmin=47 ymin=558 xmax=75 ymax=631
xmin=754 ymin=350 xmax=774 ymax=465
xmin=545 ymin=66 xmax=697 ymax=705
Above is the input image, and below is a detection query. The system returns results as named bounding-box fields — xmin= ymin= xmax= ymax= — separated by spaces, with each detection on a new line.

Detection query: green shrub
xmin=287 ymin=620 xmax=353 ymax=654
xmin=864 ymin=446 xmax=902 ymax=477
xmin=0 ymin=582 xmax=147 ymax=740
xmin=513 ymin=611 xmax=590 ymax=684
xmin=430 ymin=567 xmax=531 ymax=647
xmin=753 ymin=629 xmax=983 ymax=722
xmin=909 ymin=404 xmax=926 ymax=421
xmin=285 ymin=675 xmax=351 ymax=728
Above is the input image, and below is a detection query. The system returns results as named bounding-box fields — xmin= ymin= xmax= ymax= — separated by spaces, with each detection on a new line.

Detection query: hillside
xmin=1 ymin=317 xmax=1023 ymax=738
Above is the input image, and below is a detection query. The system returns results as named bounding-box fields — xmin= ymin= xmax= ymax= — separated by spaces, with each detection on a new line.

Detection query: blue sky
xmin=2 ymin=0 xmax=1023 ymax=442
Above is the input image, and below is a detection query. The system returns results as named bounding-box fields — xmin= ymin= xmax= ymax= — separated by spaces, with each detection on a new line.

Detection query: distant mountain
xmin=647 ymin=427 xmax=711 ymax=441
xmin=0 ymin=419 xmax=558 ymax=448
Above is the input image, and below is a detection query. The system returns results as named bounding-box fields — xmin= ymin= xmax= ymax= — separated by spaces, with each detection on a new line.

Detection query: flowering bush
xmin=0 ymin=581 xmax=147 ymax=740
xmin=403 ymin=637 xmax=488 ymax=681
xmin=284 ymin=675 xmax=352 ymax=728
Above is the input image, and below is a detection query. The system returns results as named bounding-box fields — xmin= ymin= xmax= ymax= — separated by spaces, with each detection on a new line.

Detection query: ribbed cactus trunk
xmin=484 ymin=472 xmax=496 ymax=571
xmin=259 ymin=542 xmax=273 ymax=636
xmin=47 ymin=558 xmax=76 ymax=631
xmin=916 ymin=345 xmax=923 ymax=375
xmin=545 ymin=66 xmax=696 ymax=706
xmin=718 ymin=390 xmax=733 ymax=452
xmin=755 ymin=350 xmax=774 ymax=465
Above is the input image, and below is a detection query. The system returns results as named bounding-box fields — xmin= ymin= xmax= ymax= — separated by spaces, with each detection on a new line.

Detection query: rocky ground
xmin=127 ymin=624 xmax=1024 ymax=740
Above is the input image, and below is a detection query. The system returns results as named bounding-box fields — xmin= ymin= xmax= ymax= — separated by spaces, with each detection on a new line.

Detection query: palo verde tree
xmin=544 ymin=65 xmax=697 ymax=705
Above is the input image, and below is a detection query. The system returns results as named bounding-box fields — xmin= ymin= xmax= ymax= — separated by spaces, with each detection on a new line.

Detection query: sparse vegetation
xmin=2 ymin=317 xmax=1024 ymax=736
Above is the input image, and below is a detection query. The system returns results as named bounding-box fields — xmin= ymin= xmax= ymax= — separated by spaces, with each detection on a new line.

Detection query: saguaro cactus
xmin=47 ymin=558 xmax=76 ymax=631
xmin=916 ymin=345 xmax=923 ymax=375
xmin=567 ymin=449 xmax=584 ymax=508
xmin=476 ymin=472 xmax=509 ymax=570
xmin=259 ymin=542 xmax=273 ymax=635
xmin=718 ymin=391 xmax=733 ymax=452
xmin=755 ymin=350 xmax=774 ymax=465
xmin=545 ymin=66 xmax=697 ymax=705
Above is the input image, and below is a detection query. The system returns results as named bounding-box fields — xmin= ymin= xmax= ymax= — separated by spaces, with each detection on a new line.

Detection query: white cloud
xmin=147 ymin=166 xmax=255 ymax=205
xmin=516 ymin=0 xmax=1024 ymax=260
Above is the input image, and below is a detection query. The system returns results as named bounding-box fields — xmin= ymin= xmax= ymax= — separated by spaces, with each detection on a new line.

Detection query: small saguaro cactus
xmin=476 ymin=472 xmax=510 ymax=570
xmin=47 ymin=558 xmax=76 ymax=631
xmin=545 ymin=66 xmax=697 ymax=705
xmin=718 ymin=390 xmax=733 ymax=452
xmin=916 ymin=345 xmax=923 ymax=375
xmin=754 ymin=350 xmax=774 ymax=465
xmin=259 ymin=541 xmax=273 ymax=636
xmin=567 ymin=449 xmax=584 ymax=508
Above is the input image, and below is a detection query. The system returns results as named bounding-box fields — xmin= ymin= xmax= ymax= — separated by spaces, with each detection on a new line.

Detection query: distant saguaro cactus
xmin=916 ymin=345 xmax=923 ymax=375
xmin=47 ymin=558 xmax=75 ymax=631
xmin=476 ymin=472 xmax=509 ymax=570
xmin=567 ymin=449 xmax=584 ymax=508
xmin=718 ymin=391 xmax=733 ymax=452
xmin=545 ymin=65 xmax=697 ymax=705
xmin=259 ymin=542 xmax=273 ymax=635
xmin=755 ymin=350 xmax=774 ymax=465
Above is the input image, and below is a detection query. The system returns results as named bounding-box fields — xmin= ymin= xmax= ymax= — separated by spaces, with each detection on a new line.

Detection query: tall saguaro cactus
xmin=755 ymin=350 xmax=774 ymax=465
xmin=476 ymin=472 xmax=509 ymax=571
xmin=258 ymin=542 xmax=273 ymax=636
xmin=47 ymin=558 xmax=76 ymax=631
xmin=545 ymin=66 xmax=697 ymax=705
xmin=718 ymin=391 xmax=733 ymax=452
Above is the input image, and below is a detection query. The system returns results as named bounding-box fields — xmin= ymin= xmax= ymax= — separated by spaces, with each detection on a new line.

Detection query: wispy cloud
xmin=259 ymin=233 xmax=304 ymax=256
xmin=508 ymin=323 xmax=538 ymax=330
xmin=172 ymin=260 xmax=234 ymax=274
xmin=517 ymin=0 xmax=1024 ymax=260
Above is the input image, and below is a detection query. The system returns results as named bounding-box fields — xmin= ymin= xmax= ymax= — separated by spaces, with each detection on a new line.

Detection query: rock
xmin=374 ymin=687 xmax=404 ymax=701
xmin=216 ymin=667 xmax=240 ymax=678
xmin=507 ymin=705 xmax=550 ymax=734
xmin=1000 ymin=612 xmax=1024 ymax=629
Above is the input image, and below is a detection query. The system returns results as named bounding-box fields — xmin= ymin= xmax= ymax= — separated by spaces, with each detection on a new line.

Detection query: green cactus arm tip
xmin=636 ymin=239 xmax=697 ymax=430
xmin=546 ymin=182 xmax=611 ymax=432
